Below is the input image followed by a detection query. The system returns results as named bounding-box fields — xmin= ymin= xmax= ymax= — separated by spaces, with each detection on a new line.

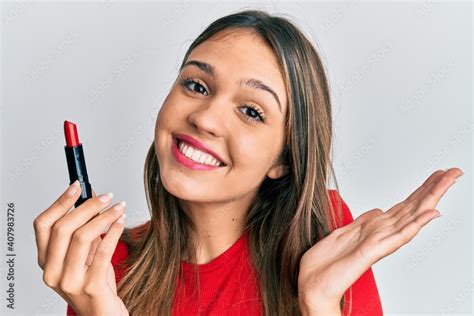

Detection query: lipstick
xmin=64 ymin=120 xmax=92 ymax=207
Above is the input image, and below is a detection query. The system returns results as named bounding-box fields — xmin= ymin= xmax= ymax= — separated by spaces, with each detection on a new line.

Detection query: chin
xmin=159 ymin=170 xmax=205 ymax=201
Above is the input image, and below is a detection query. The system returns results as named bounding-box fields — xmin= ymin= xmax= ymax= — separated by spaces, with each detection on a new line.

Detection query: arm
xmin=300 ymin=299 xmax=342 ymax=316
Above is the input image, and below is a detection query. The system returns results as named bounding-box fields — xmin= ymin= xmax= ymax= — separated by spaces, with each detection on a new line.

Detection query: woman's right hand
xmin=33 ymin=180 xmax=128 ymax=316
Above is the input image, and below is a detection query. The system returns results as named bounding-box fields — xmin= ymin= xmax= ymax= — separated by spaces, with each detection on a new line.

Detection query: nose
xmin=187 ymin=99 xmax=225 ymax=138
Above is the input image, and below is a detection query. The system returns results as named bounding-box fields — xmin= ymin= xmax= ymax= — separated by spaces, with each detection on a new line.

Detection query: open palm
xmin=298 ymin=168 xmax=463 ymax=313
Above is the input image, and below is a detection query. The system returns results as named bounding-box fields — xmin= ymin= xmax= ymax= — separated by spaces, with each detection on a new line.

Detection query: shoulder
xmin=126 ymin=220 xmax=151 ymax=241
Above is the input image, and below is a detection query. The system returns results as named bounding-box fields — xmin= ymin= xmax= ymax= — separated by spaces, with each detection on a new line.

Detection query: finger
xmin=414 ymin=169 xmax=462 ymax=216
xmin=380 ymin=208 xmax=440 ymax=257
xmin=89 ymin=189 xmax=103 ymax=222
xmin=388 ymin=168 xmax=461 ymax=220
xmin=43 ymin=193 xmax=114 ymax=283
xmin=393 ymin=206 xmax=440 ymax=232
xmin=88 ymin=213 xmax=126 ymax=278
xmin=33 ymin=180 xmax=82 ymax=269
xmin=404 ymin=170 xmax=447 ymax=204
xmin=86 ymin=237 xmax=102 ymax=267
xmin=107 ymin=262 xmax=118 ymax=293
xmin=390 ymin=168 xmax=462 ymax=229
xmin=86 ymin=194 xmax=106 ymax=267
xmin=386 ymin=170 xmax=445 ymax=216
xmin=62 ymin=201 xmax=126 ymax=282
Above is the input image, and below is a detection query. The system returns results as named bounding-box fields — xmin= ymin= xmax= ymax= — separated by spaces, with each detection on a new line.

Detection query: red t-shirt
xmin=67 ymin=190 xmax=383 ymax=315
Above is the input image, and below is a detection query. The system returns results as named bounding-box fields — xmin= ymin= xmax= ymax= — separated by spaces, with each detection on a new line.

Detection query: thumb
xmin=92 ymin=188 xmax=97 ymax=198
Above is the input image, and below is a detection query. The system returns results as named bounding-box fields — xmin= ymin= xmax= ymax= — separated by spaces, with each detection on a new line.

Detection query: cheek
xmin=156 ymin=101 xmax=171 ymax=126
xmin=154 ymin=101 xmax=180 ymax=160
xmin=155 ymin=98 xmax=181 ymax=134
xmin=233 ymin=138 xmax=272 ymax=171
xmin=153 ymin=108 xmax=166 ymax=151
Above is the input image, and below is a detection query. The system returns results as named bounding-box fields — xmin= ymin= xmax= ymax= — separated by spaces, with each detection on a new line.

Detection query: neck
xmin=178 ymin=191 xmax=256 ymax=264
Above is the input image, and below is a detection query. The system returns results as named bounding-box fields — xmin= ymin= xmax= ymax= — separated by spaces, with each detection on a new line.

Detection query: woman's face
xmin=155 ymin=28 xmax=288 ymax=204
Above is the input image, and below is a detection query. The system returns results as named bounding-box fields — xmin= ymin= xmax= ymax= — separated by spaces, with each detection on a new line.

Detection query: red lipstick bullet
xmin=64 ymin=120 xmax=92 ymax=207
xmin=64 ymin=120 xmax=80 ymax=147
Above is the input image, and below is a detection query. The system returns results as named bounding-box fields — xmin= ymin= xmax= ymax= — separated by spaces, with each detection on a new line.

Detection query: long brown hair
xmin=117 ymin=9 xmax=349 ymax=315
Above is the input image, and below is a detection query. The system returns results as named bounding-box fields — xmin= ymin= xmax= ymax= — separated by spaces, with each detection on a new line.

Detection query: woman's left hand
xmin=298 ymin=167 xmax=463 ymax=315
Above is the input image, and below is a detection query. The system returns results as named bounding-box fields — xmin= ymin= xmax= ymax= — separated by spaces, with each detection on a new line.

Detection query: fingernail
xmin=115 ymin=201 xmax=126 ymax=211
xmin=67 ymin=180 xmax=80 ymax=196
xmin=99 ymin=192 xmax=113 ymax=203
xmin=435 ymin=213 xmax=442 ymax=218
xmin=117 ymin=213 xmax=126 ymax=224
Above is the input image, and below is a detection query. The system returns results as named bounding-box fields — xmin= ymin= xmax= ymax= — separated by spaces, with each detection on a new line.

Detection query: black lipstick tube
xmin=64 ymin=144 xmax=92 ymax=208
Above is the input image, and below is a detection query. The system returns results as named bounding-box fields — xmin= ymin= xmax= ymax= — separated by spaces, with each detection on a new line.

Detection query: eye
xmin=180 ymin=77 xmax=209 ymax=96
xmin=180 ymin=77 xmax=266 ymax=124
xmin=238 ymin=104 xmax=266 ymax=124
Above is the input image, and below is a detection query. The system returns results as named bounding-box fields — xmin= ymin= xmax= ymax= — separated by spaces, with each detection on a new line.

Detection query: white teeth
xmin=178 ymin=140 xmax=222 ymax=167
xmin=184 ymin=145 xmax=193 ymax=158
xmin=191 ymin=150 xmax=201 ymax=161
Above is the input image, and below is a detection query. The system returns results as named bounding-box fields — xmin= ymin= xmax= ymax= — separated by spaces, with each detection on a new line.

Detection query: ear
xmin=266 ymin=163 xmax=289 ymax=180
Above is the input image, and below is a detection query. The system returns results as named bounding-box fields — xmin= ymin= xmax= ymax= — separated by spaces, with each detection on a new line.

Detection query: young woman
xmin=33 ymin=9 xmax=463 ymax=316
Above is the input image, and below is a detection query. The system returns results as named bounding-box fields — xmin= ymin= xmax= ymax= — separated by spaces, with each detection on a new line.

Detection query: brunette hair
xmin=116 ymin=9 xmax=350 ymax=315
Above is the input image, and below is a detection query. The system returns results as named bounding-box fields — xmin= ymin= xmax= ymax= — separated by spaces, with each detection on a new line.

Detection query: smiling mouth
xmin=175 ymin=138 xmax=226 ymax=167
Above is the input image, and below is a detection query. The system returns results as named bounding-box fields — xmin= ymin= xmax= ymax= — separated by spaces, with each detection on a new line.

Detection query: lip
xmin=172 ymin=138 xmax=225 ymax=170
xmin=173 ymin=134 xmax=226 ymax=166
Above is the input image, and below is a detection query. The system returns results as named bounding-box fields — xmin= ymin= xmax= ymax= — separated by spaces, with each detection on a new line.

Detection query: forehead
xmin=185 ymin=29 xmax=287 ymax=112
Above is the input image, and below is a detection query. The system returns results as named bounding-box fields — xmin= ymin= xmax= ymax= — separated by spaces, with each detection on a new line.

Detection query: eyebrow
xmin=179 ymin=59 xmax=282 ymax=113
